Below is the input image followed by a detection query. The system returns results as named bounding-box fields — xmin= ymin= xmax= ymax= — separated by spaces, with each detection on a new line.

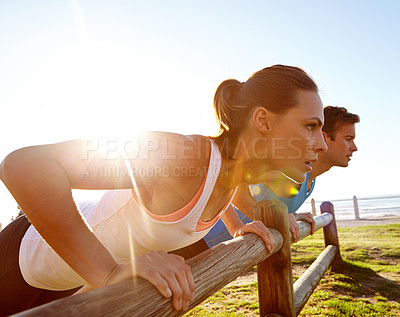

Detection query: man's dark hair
xmin=323 ymin=106 xmax=360 ymax=140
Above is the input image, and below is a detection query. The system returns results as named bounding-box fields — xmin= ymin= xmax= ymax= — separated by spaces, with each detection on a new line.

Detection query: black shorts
xmin=0 ymin=216 xmax=81 ymax=316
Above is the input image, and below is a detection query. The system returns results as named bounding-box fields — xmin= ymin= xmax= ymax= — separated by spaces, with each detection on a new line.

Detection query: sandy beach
xmin=335 ymin=216 xmax=400 ymax=228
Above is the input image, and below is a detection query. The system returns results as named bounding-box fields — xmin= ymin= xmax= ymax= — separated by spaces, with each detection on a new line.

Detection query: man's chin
xmin=337 ymin=161 xmax=349 ymax=167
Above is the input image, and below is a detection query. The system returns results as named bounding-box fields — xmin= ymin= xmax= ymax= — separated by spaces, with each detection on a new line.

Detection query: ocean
xmin=298 ymin=194 xmax=400 ymax=220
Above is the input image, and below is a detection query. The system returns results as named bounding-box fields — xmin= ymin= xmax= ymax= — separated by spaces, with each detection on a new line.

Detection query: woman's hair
xmin=213 ymin=65 xmax=318 ymax=142
xmin=323 ymin=106 xmax=360 ymax=140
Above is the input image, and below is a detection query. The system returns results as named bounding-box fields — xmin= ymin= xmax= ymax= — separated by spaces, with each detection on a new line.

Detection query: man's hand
xmin=288 ymin=213 xmax=300 ymax=243
xmin=289 ymin=212 xmax=316 ymax=243
xmin=295 ymin=212 xmax=316 ymax=235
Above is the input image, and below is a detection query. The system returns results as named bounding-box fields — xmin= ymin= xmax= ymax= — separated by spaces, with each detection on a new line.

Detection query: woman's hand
xmin=105 ymin=251 xmax=195 ymax=311
xmin=233 ymin=221 xmax=274 ymax=254
xmin=221 ymin=204 xmax=274 ymax=253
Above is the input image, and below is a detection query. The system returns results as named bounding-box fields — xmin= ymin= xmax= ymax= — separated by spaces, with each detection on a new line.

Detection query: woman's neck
xmin=213 ymin=129 xmax=275 ymax=189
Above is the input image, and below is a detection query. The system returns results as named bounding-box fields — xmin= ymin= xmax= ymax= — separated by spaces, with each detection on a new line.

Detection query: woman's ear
xmin=253 ymin=107 xmax=272 ymax=133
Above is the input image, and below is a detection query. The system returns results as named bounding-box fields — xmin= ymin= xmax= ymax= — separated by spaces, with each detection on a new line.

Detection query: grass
xmin=184 ymin=224 xmax=400 ymax=316
xmin=185 ymin=282 xmax=260 ymax=316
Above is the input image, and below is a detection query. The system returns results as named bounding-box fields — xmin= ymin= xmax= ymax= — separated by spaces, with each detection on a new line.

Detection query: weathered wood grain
xmin=293 ymin=245 xmax=338 ymax=315
xmin=14 ymin=228 xmax=282 ymax=316
xmin=254 ymin=199 xmax=295 ymax=317
xmin=13 ymin=203 xmax=334 ymax=317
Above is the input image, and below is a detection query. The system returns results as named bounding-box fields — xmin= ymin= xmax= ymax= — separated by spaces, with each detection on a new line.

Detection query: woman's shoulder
xmin=134 ymin=132 xmax=212 ymax=162
xmin=136 ymin=131 xmax=208 ymax=144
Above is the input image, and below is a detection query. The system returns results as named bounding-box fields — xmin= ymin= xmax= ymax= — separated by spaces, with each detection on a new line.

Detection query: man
xmin=204 ymin=106 xmax=359 ymax=247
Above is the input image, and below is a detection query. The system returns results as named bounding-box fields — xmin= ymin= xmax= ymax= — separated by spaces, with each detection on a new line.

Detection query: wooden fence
xmin=310 ymin=194 xmax=400 ymax=220
xmin=13 ymin=199 xmax=340 ymax=317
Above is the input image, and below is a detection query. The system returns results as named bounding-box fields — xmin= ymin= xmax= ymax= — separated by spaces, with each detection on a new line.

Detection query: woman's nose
xmin=315 ymin=133 xmax=327 ymax=153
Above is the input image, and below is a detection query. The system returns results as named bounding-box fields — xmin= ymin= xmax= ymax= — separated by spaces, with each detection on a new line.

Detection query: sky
xmin=0 ymin=0 xmax=399 ymax=226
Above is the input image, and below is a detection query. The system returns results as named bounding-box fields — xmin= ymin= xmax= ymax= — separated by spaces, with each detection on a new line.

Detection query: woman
xmin=0 ymin=65 xmax=326 ymax=315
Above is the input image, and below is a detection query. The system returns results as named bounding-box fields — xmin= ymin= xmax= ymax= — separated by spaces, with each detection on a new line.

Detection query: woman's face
xmin=265 ymin=90 xmax=327 ymax=183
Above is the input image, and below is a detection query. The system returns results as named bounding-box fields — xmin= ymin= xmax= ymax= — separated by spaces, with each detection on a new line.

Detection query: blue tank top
xmin=250 ymin=172 xmax=315 ymax=213
xmin=204 ymin=173 xmax=315 ymax=247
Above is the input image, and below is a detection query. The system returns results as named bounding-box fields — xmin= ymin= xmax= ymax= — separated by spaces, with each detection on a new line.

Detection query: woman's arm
xmin=230 ymin=184 xmax=257 ymax=219
xmin=0 ymin=140 xmax=128 ymax=287
xmin=0 ymin=138 xmax=194 ymax=311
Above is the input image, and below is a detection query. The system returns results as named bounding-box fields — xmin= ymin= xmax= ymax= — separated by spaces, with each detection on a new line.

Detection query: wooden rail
xmin=293 ymin=244 xmax=337 ymax=314
xmin=14 ymin=200 xmax=340 ymax=317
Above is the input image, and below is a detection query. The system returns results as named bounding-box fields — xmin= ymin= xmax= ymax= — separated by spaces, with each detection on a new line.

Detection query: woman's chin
xmin=281 ymin=169 xmax=306 ymax=184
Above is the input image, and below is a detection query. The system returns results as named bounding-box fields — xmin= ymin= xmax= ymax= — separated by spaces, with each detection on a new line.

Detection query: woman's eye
xmin=307 ymin=124 xmax=316 ymax=131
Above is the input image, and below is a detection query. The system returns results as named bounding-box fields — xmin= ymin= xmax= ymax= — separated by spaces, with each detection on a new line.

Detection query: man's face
xmin=324 ymin=122 xmax=358 ymax=167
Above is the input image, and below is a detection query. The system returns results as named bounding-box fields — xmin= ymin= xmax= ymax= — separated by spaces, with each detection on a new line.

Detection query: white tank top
xmin=19 ymin=139 xmax=236 ymax=290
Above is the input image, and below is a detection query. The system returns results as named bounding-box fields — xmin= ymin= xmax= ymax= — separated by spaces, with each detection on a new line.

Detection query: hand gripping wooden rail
xmin=13 ymin=200 xmax=340 ymax=317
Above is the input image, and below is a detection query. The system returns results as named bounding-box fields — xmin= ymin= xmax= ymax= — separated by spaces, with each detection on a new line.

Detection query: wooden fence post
xmin=311 ymin=198 xmax=316 ymax=217
xmin=320 ymin=202 xmax=341 ymax=269
xmin=254 ymin=199 xmax=295 ymax=317
xmin=353 ymin=195 xmax=360 ymax=220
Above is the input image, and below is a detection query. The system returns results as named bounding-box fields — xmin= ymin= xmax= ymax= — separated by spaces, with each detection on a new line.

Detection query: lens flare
xmin=290 ymin=186 xmax=299 ymax=196
xmin=127 ymin=224 xmax=138 ymax=288
xmin=251 ymin=185 xmax=261 ymax=196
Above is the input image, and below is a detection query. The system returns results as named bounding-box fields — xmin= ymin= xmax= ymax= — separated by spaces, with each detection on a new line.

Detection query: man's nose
xmin=351 ymin=141 xmax=358 ymax=152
